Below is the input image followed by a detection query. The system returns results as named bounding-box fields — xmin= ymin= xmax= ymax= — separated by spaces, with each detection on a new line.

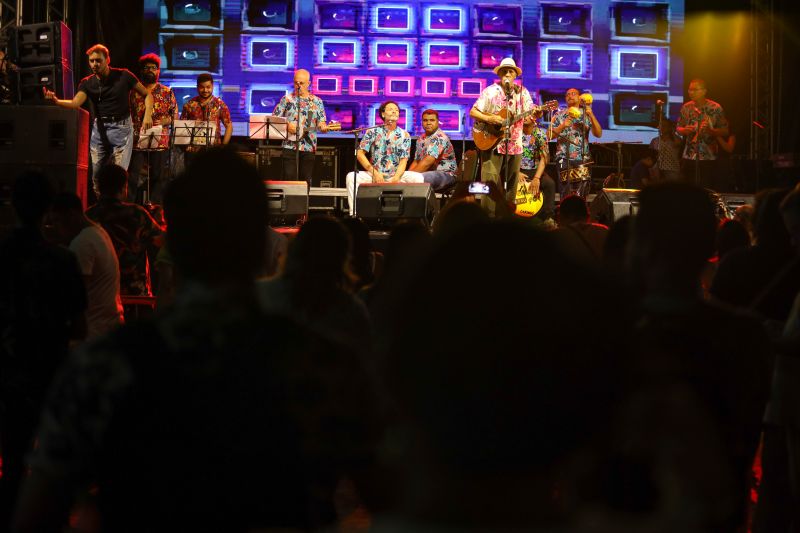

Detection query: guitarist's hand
xmin=528 ymin=176 xmax=541 ymax=198
xmin=487 ymin=114 xmax=505 ymax=126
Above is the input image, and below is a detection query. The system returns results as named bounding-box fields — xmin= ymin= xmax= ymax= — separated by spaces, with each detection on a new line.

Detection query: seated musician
xmin=519 ymin=125 xmax=557 ymax=226
xmin=548 ymin=88 xmax=602 ymax=198
xmin=408 ymin=109 xmax=458 ymax=191
xmin=345 ymin=101 xmax=424 ymax=215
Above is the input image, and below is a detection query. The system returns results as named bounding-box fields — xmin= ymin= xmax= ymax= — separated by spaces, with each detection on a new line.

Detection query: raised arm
xmin=43 ymin=88 xmax=87 ymax=109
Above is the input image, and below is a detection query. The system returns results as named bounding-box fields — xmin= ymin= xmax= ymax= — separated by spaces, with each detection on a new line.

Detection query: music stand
xmin=173 ymin=119 xmax=216 ymax=150
xmin=136 ymin=125 xmax=167 ymax=205
xmin=249 ymin=115 xmax=301 ymax=179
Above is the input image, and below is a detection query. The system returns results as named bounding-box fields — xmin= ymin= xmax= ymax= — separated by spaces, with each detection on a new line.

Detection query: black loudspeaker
xmin=18 ymin=63 xmax=74 ymax=103
xmin=264 ymin=180 xmax=308 ymax=227
xmin=356 ymin=183 xmax=439 ymax=229
xmin=590 ymin=188 xmax=639 ymax=226
xmin=15 ymin=22 xmax=73 ymax=67
xmin=256 ymin=146 xmax=339 ymax=187
xmin=0 ymin=106 xmax=90 ymax=234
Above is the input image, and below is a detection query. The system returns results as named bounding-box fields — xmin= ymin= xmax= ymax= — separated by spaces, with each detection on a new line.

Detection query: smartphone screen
xmin=468 ymin=182 xmax=490 ymax=194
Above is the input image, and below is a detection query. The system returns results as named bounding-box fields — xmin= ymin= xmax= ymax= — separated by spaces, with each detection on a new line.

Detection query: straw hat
xmin=493 ymin=57 xmax=522 ymax=77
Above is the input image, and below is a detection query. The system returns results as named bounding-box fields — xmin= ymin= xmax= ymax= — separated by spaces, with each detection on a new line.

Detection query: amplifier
xmin=256 ymin=146 xmax=339 ymax=188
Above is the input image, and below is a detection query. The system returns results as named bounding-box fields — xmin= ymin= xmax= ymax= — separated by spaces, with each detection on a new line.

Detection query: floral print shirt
xmin=473 ymin=83 xmax=534 ymax=155
xmin=180 ymin=95 xmax=231 ymax=146
xmin=359 ymin=125 xmax=411 ymax=176
xmin=678 ymin=99 xmax=728 ymax=160
xmin=129 ymin=83 xmax=177 ymax=150
xmin=413 ymin=128 xmax=457 ymax=176
xmin=521 ymin=127 xmax=549 ymax=170
xmin=272 ymin=93 xmax=327 ymax=153
xmin=552 ymin=109 xmax=592 ymax=162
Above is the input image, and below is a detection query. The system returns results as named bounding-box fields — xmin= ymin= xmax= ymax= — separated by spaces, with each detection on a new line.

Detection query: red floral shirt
xmin=180 ymin=96 xmax=232 ymax=146
xmin=129 ymin=83 xmax=177 ymax=150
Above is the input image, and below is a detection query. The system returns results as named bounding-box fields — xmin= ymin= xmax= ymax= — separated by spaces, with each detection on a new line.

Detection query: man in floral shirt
xmin=128 ymin=53 xmax=177 ymax=204
xmin=345 ymin=101 xmax=424 ymax=215
xmin=469 ymin=58 xmax=535 ymax=216
xmin=409 ymin=109 xmax=457 ymax=191
xmin=520 ymin=127 xmax=556 ymax=223
xmin=677 ymin=79 xmax=729 ymax=190
xmin=272 ymin=69 xmax=330 ymax=182
xmin=86 ymin=165 xmax=164 ymax=297
xmin=180 ymin=73 xmax=232 ymax=153
xmin=549 ymin=88 xmax=603 ymax=198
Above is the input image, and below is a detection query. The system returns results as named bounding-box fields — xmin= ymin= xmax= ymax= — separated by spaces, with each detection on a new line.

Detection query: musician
xmin=345 ymin=101 xmax=423 ymax=215
xmin=469 ymin=58 xmax=535 ymax=216
xmin=272 ymin=69 xmax=330 ymax=182
xmin=44 ymin=44 xmax=154 ymax=194
xmin=549 ymin=88 xmax=602 ymax=198
xmin=127 ymin=53 xmax=177 ymax=204
xmin=676 ymin=79 xmax=729 ymax=190
xmin=520 ymin=126 xmax=556 ymax=225
xmin=409 ymin=109 xmax=457 ymax=191
xmin=180 ymin=73 xmax=232 ymax=151
xmin=649 ymin=118 xmax=683 ymax=181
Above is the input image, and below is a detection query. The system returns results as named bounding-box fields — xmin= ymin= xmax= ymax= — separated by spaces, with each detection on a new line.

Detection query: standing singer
xmin=272 ymin=69 xmax=330 ymax=182
xmin=469 ymin=58 xmax=535 ymax=217
xmin=180 ymin=73 xmax=232 ymax=152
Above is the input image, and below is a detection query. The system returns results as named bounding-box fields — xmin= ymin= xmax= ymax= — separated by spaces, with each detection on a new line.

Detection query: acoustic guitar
xmin=472 ymin=100 xmax=559 ymax=151
xmin=514 ymin=178 xmax=544 ymax=218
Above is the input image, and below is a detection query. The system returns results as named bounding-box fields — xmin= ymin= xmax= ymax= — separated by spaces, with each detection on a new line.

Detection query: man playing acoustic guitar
xmin=469 ymin=58 xmax=535 ymax=217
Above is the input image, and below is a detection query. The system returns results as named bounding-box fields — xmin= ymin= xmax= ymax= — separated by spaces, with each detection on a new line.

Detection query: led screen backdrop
xmin=143 ymin=0 xmax=685 ymax=141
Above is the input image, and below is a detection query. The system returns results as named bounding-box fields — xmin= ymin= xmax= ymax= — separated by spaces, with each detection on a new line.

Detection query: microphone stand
xmin=460 ymin=112 xmax=467 ymax=175
xmin=294 ymin=90 xmax=302 ymax=182
xmin=501 ymin=82 xmax=514 ymax=201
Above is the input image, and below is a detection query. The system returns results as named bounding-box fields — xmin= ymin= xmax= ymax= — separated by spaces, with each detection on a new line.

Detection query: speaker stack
xmin=12 ymin=22 xmax=74 ymax=104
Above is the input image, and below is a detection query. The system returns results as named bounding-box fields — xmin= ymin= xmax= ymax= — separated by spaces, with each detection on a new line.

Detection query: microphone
xmin=503 ymin=79 xmax=512 ymax=91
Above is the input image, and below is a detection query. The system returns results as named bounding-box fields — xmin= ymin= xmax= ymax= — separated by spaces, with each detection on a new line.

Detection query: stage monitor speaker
xmin=14 ymin=21 xmax=73 ymax=67
xmin=356 ymin=183 xmax=438 ymax=229
xmin=590 ymin=188 xmax=639 ymax=226
xmin=18 ymin=63 xmax=74 ymax=103
xmin=264 ymin=180 xmax=308 ymax=227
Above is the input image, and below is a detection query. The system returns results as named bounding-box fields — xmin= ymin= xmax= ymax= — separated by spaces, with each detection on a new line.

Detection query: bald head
xmin=294 ymin=69 xmax=310 ymax=97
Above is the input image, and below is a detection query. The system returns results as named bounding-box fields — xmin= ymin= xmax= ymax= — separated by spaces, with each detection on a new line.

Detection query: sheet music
xmin=248 ymin=115 xmax=299 ymax=141
xmin=136 ymin=125 xmax=167 ymax=150
xmin=173 ymin=119 xmax=217 ymax=146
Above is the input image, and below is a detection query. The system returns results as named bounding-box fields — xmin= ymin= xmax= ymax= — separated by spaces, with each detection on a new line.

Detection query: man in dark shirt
xmin=44 ymin=44 xmax=153 ymax=194
xmin=86 ymin=164 xmax=164 ymax=296
xmin=629 ymin=148 xmax=657 ymax=189
xmin=0 ymin=171 xmax=86 ymax=529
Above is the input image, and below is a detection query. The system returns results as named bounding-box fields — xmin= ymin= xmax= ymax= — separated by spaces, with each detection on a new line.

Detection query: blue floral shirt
xmin=677 ymin=99 xmax=728 ymax=161
xmin=273 ymin=93 xmax=327 ymax=152
xmin=359 ymin=126 xmax=411 ymax=176
xmin=552 ymin=110 xmax=592 ymax=162
xmin=413 ymin=128 xmax=457 ymax=176
xmin=521 ymin=128 xmax=549 ymax=170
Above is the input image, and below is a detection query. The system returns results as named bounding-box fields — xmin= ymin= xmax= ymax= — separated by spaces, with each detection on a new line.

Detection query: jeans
xmin=91 ymin=117 xmax=134 ymax=193
xmin=421 ymin=171 xmax=456 ymax=191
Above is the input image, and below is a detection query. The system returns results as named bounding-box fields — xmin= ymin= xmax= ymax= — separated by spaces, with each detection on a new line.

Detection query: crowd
xmin=1 ymin=145 xmax=799 ymax=533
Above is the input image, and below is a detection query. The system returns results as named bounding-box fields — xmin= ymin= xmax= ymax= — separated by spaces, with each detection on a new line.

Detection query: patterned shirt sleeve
xmin=218 ymin=100 xmax=231 ymax=125
xmin=398 ymin=131 xmax=411 ymax=160
xmin=273 ymin=95 xmax=288 ymax=117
